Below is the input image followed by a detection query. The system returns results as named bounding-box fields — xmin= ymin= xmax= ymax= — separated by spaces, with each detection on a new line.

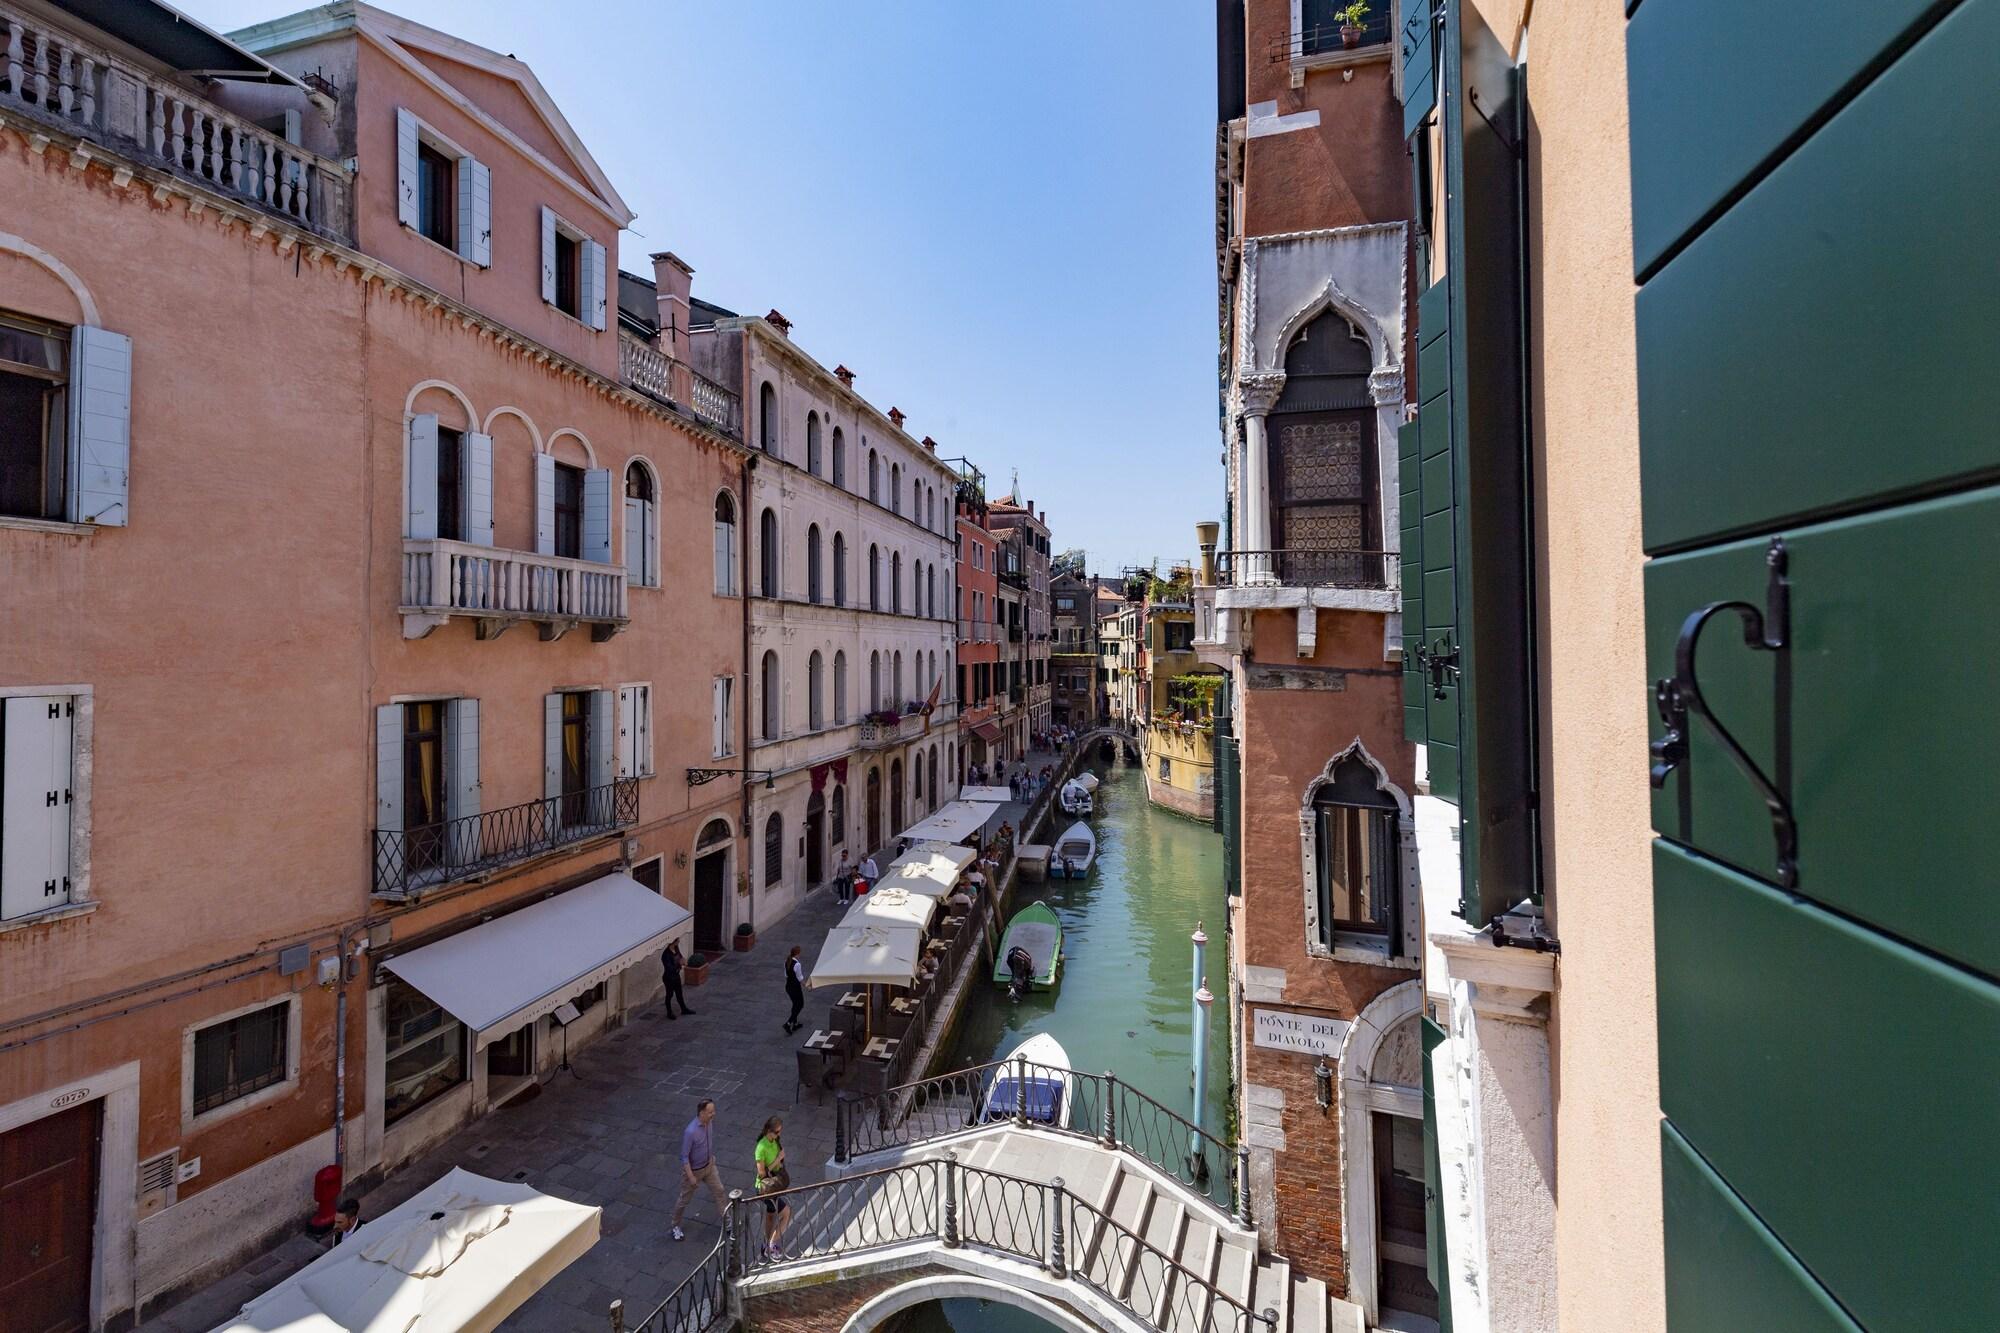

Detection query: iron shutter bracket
xmin=1649 ymin=538 xmax=1798 ymax=888
xmin=1412 ymin=634 xmax=1460 ymax=699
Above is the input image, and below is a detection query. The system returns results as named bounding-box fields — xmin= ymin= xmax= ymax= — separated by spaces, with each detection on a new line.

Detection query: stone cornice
xmin=0 ymin=113 xmax=745 ymax=459
xmin=1431 ymin=926 xmax=1558 ymax=1022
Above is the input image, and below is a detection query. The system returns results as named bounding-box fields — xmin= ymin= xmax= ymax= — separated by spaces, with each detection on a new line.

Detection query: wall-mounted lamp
xmin=674 ymin=850 xmax=689 ymax=869
xmin=1313 ymin=1057 xmax=1333 ymax=1114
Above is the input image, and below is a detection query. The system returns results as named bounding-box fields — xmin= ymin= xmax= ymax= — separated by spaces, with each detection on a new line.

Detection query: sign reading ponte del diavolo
xmin=1251 ymin=1007 xmax=1349 ymax=1057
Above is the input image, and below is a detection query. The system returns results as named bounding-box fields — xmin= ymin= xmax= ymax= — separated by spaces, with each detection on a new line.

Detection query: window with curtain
xmin=807 ymin=525 xmax=823 ymax=603
xmin=714 ymin=492 xmax=738 ymax=596
xmin=759 ymin=508 xmax=778 ymax=597
xmin=761 ymin=650 xmax=780 ymax=740
xmin=1310 ymin=755 xmax=1403 ymax=950
xmin=560 ymin=691 xmax=590 ymax=824
xmin=402 ymin=701 xmax=447 ymax=872
xmin=764 ymin=813 xmax=783 ymax=886
xmin=191 ymin=1001 xmax=289 ymax=1115
xmin=384 ymin=977 xmax=465 ymax=1123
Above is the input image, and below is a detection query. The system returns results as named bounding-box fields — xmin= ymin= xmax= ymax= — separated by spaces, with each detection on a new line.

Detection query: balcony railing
xmin=0 ymin=4 xmax=351 ymax=238
xmin=956 ymin=618 xmax=998 ymax=643
xmin=1216 ymin=548 xmax=1396 ymax=590
xmin=401 ymin=538 xmax=628 ymax=641
xmin=372 ymin=778 xmax=638 ymax=900
xmin=619 ymin=335 xmax=742 ymax=438
xmin=857 ymin=713 xmax=925 ymax=748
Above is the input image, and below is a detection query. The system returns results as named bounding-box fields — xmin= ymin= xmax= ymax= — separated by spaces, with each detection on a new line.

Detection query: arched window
xmin=806 ymin=412 xmax=822 ymax=475
xmin=868 ymin=450 xmax=879 ymax=502
xmin=832 ymin=428 xmax=846 ymax=488
xmin=893 ymin=651 xmax=904 ymax=705
xmin=713 ymin=491 xmax=738 ymax=596
xmin=625 ymin=461 xmax=658 ymax=587
xmin=764 ymin=812 xmax=783 ymax=886
xmin=869 ymin=651 xmax=881 ymax=711
xmin=830 ymin=784 xmax=846 ymax=846
xmin=761 ymin=649 xmax=780 ymax=740
xmin=759 ymin=508 xmax=778 ymax=598
xmin=869 ymin=544 xmax=881 ymax=611
xmin=1309 ymin=751 xmax=1404 ymax=949
xmin=912 ymin=752 xmax=924 ymax=814
xmin=913 ymin=559 xmax=922 ymax=615
xmin=806 ymin=524 xmax=823 ymax=604
xmin=1272 ymin=309 xmax=1379 ymax=582
xmin=759 ymin=382 xmax=777 ymax=454
xmin=912 ymin=476 xmax=921 ymax=521
xmin=891 ymin=552 xmax=903 ymax=615
xmin=832 ymin=533 xmax=847 ymax=606
xmin=890 ymin=463 xmax=902 ymax=514
xmin=926 ymin=565 xmax=936 ymax=618
xmin=928 ymin=743 xmax=939 ymax=808
xmin=808 ymin=650 xmax=825 ymax=731
xmin=833 ymin=651 xmax=848 ymax=724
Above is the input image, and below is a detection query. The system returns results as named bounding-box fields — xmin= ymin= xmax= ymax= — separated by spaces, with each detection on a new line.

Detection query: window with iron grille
xmin=192 ymin=1001 xmax=289 ymax=1114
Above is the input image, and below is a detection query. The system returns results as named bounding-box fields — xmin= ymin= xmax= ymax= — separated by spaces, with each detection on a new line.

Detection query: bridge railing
xmin=611 ymin=1230 xmax=726 ymax=1333
xmin=725 ymin=1157 xmax=1276 ymax=1333
xmin=836 ymin=1056 xmax=1254 ymax=1227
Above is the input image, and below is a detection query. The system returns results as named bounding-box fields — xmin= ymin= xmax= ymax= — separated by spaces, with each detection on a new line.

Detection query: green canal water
xmin=895 ymin=756 xmax=1232 ymax=1333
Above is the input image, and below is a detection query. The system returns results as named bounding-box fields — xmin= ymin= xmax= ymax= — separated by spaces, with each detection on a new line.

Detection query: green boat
xmin=993 ymin=901 xmax=1063 ymax=996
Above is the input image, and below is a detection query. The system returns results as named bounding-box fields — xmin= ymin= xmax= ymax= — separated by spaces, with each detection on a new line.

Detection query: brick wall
xmin=1248 ymin=1045 xmax=1350 ymax=1296
xmin=740 ymin=1261 xmax=952 ymax=1332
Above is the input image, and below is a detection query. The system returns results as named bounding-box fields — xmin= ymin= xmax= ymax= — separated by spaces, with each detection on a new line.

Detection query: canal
xmin=899 ymin=754 xmax=1232 ymax=1333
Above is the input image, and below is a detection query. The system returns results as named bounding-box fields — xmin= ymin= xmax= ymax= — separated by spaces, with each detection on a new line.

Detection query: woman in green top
xmin=754 ymin=1116 xmax=790 ymax=1258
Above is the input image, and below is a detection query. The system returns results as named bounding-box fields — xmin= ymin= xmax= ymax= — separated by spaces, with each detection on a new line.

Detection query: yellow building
xmin=1140 ymin=577 xmax=1220 ymax=820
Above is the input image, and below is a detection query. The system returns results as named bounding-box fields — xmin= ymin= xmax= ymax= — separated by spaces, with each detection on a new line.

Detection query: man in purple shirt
xmin=670 ymin=1098 xmax=727 ymax=1240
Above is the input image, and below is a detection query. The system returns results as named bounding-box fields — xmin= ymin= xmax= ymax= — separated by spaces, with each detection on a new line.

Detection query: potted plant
xmin=733 ymin=921 xmax=757 ymax=953
xmin=1338 ymin=1 xmax=1369 ymax=47
xmin=683 ymin=952 xmax=710 ymax=987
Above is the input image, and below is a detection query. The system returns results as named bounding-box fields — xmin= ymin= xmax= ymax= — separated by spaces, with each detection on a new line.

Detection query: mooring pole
xmin=1192 ymin=975 xmax=1214 ymax=1176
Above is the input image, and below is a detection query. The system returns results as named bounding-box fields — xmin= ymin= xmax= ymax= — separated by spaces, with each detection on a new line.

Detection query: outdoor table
xmin=803 ymin=1027 xmax=845 ymax=1053
xmin=862 ymin=1035 xmax=901 ymax=1063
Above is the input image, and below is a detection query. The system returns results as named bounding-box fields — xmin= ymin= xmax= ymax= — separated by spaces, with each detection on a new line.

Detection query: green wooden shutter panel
xmin=1660 ymin=1124 xmax=1861 ymax=1333
xmin=1645 ymin=486 xmax=2000 ymax=978
xmin=1400 ymin=419 xmax=1428 ymax=742
xmin=1655 ymin=843 xmax=2000 ymax=1326
xmin=1399 ymin=0 xmax=1437 ymax=139
xmin=1635 ymin=0 xmax=2000 ymax=554
xmin=1627 ymin=0 xmax=1951 ymax=278
xmin=1420 ymin=1015 xmax=1454 ymax=1330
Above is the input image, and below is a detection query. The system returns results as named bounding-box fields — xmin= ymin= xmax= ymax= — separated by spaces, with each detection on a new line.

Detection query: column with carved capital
xmin=1237 ymin=374 xmax=1284 ymax=586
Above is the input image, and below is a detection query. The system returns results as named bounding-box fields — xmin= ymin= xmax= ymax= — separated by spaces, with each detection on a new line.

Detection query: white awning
xmin=843 ymin=886 xmax=939 ymax=932
xmin=879 ymin=844 xmax=977 ymax=897
xmin=809 ymin=923 xmax=922 ymax=989
xmin=958 ymin=784 xmax=1014 ymax=804
xmin=222 ymin=1168 xmax=599 ymax=1332
xmin=381 ymin=874 xmax=689 ymax=1051
xmin=895 ymin=800 xmax=998 ymax=846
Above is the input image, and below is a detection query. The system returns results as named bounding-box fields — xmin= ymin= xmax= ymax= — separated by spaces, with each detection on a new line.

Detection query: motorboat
xmin=1073 ymin=772 xmax=1101 ymax=793
xmin=1050 ymin=820 xmax=1097 ymax=880
xmin=1058 ymin=779 xmax=1094 ymax=816
xmin=980 ymin=1031 xmax=1073 ymax=1126
xmin=992 ymin=901 xmax=1063 ymax=996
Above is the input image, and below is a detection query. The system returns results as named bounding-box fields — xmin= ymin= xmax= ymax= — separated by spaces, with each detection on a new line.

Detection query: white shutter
xmin=405 ymin=414 xmax=439 ymax=540
xmin=67 ymin=327 xmax=131 ymax=527
xmin=1 ymin=696 xmax=73 ymax=920
xmin=447 ymin=698 xmax=480 ymax=824
xmin=457 ymin=156 xmax=491 ymax=267
xmin=539 ymin=206 xmax=557 ymax=305
xmin=464 ymin=432 xmax=494 ymax=546
xmin=635 ymin=685 xmax=653 ymax=776
xmin=590 ymin=690 xmax=616 ymax=791
xmin=582 ymin=468 xmax=612 ymax=564
xmin=396 ymin=108 xmax=420 ymax=230
xmin=544 ymin=693 xmax=563 ymax=800
xmin=624 ymin=497 xmax=645 ymax=585
xmin=585 ymin=239 xmax=608 ymax=330
xmin=711 ymin=678 xmax=729 ymax=758
xmin=714 ymin=515 xmax=734 ymax=596
xmin=534 ymin=453 xmax=555 ymax=555
xmin=374 ymin=703 xmax=404 ymax=835
xmin=616 ymin=686 xmax=637 ymax=778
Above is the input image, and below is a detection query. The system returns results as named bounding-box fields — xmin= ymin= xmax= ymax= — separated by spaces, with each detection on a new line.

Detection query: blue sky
xmin=189 ymin=0 xmax=1225 ymax=573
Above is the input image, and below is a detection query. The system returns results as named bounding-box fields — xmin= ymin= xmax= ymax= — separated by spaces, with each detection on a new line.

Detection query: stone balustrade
xmin=400 ymin=538 xmax=628 ymax=641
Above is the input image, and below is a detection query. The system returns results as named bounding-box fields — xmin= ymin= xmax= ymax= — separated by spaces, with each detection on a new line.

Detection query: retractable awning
xmin=381 ymin=874 xmax=689 ymax=1050
xmin=56 ymin=0 xmax=309 ymax=87
xmin=958 ymin=785 xmax=1013 ymax=803
xmin=809 ymin=923 xmax=922 ymax=989
xmin=879 ymin=843 xmax=977 ymax=896
xmin=971 ymin=722 xmax=1003 ymax=744
xmin=843 ymin=886 xmax=938 ymax=932
xmin=895 ymin=800 xmax=998 ymax=846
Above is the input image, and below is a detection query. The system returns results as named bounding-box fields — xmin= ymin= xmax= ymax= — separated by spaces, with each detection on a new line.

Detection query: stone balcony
xmin=0 ymin=3 xmax=351 ymax=239
xmin=857 ymin=713 xmax=926 ymax=749
xmin=620 ymin=334 xmax=741 ymax=438
xmin=400 ymin=538 xmax=628 ymax=641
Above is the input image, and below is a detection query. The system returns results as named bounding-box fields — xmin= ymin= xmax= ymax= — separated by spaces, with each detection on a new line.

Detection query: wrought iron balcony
xmin=1216 ymin=547 xmax=1396 ymax=590
xmin=0 ymin=3 xmax=352 ymax=239
xmin=372 ymin=779 xmax=637 ymax=900
xmin=400 ymin=538 xmax=628 ymax=641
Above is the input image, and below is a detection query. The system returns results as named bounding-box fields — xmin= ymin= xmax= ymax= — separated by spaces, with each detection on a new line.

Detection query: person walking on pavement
xmin=661 ymin=940 xmax=694 ymax=1020
xmin=754 ymin=1116 xmax=791 ymax=1258
xmin=859 ymin=853 xmax=879 ymax=895
xmin=782 ymin=946 xmax=807 ymax=1033
xmin=670 ymin=1099 xmax=727 ymax=1241
xmin=834 ymin=849 xmax=853 ymax=905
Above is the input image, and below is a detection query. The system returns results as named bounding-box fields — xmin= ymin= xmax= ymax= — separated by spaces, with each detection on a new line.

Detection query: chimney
xmin=649 ymin=251 xmax=693 ymax=361
xmin=834 ymin=365 xmax=855 ymax=389
xmin=765 ymin=309 xmax=793 ymax=336
xmin=921 ymin=436 xmax=938 ymax=454
xmin=1195 ymin=520 xmax=1220 ymax=585
xmin=888 ymin=407 xmax=906 ymax=428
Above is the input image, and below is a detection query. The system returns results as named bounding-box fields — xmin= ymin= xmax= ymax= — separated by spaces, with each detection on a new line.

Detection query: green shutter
xmin=1399 ymin=0 xmax=1437 ymax=138
xmin=1421 ymin=1015 xmax=1454 ymax=1330
xmin=1399 ymin=418 xmax=1427 ymax=743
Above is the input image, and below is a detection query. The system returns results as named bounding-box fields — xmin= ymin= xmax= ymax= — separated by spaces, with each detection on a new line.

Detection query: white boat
xmin=981 ymin=1031 xmax=1074 ymax=1126
xmin=1058 ymin=779 xmax=1094 ymax=816
xmin=1050 ymin=820 xmax=1097 ymax=879
xmin=1074 ymin=772 xmax=1101 ymax=793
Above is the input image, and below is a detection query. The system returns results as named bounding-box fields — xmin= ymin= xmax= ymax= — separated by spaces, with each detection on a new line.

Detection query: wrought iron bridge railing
xmin=1216 ymin=547 xmax=1396 ymax=590
xmin=607 ymin=1159 xmax=1277 ymax=1333
xmin=371 ymin=778 xmax=638 ymax=900
xmin=835 ymin=1055 xmax=1251 ymax=1223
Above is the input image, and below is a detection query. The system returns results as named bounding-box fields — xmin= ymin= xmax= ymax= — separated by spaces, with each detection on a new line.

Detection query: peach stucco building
xmin=0 ymin=3 xmax=752 ymax=1324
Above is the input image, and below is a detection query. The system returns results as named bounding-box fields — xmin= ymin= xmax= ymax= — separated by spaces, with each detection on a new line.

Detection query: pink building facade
xmin=0 ymin=5 xmax=747 ymax=1324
